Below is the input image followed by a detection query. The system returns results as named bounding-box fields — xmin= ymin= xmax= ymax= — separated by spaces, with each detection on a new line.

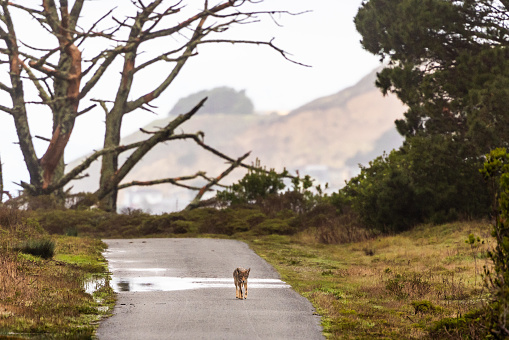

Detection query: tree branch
xmin=118 ymin=171 xmax=207 ymax=191
xmin=69 ymin=0 xmax=85 ymax=32
xmin=42 ymin=0 xmax=61 ymax=33
xmin=0 ymin=104 xmax=13 ymax=114
xmin=95 ymin=97 xmax=207 ymax=200
xmin=141 ymin=1 xmax=234 ymax=41
xmin=124 ymin=14 xmax=209 ymax=113
xmin=199 ymin=38 xmax=310 ymax=67
xmin=0 ymin=81 xmax=12 ymax=94
xmin=133 ymin=48 xmax=196 ymax=73
xmin=91 ymin=98 xmax=112 ymax=114
xmin=186 ymin=151 xmax=251 ymax=210
xmin=19 ymin=59 xmax=53 ymax=107
xmin=79 ymin=47 xmax=123 ymax=99
xmin=44 ymin=139 xmax=147 ymax=194
xmin=76 ymin=104 xmax=97 ymax=117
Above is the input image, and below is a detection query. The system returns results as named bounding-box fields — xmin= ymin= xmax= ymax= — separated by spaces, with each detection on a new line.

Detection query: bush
xmin=0 ymin=206 xmax=27 ymax=229
xmin=430 ymin=309 xmax=489 ymax=339
xmin=18 ymin=239 xmax=55 ymax=259
xmin=341 ymin=135 xmax=490 ymax=232
xmin=258 ymin=191 xmax=309 ymax=216
xmin=35 ymin=209 xmax=111 ymax=234
xmin=254 ymin=219 xmax=294 ymax=235
xmin=411 ymin=300 xmax=443 ymax=315
xmin=384 ymin=272 xmax=432 ymax=300
xmin=479 ymin=147 xmax=509 ymax=337
xmin=291 ymin=203 xmax=370 ymax=244
xmin=217 ymin=162 xmax=287 ymax=205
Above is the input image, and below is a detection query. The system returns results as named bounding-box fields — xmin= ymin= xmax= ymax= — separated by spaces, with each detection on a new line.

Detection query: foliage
xmin=479 ymin=147 xmax=509 ymax=338
xmin=30 ymin=192 xmax=369 ymax=244
xmin=429 ymin=309 xmax=490 ymax=340
xmin=169 ymin=87 xmax=254 ymax=115
xmin=411 ymin=300 xmax=443 ymax=315
xmin=352 ymin=0 xmax=507 ymax=232
xmin=216 ymin=160 xmax=319 ymax=212
xmin=217 ymin=163 xmax=287 ymax=205
xmin=290 ymin=203 xmax=371 ymax=244
xmin=341 ymin=134 xmax=490 ymax=232
xmin=355 ymin=0 xmax=509 ymax=149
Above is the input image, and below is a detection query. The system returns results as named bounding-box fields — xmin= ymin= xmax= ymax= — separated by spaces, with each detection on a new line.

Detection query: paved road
xmin=96 ymin=238 xmax=324 ymax=340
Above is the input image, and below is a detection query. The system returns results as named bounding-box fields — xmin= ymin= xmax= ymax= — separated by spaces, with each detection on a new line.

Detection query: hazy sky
xmin=0 ymin=1 xmax=380 ymax=193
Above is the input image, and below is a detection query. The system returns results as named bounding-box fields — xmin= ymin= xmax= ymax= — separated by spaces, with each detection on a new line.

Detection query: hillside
xmin=67 ymin=67 xmax=406 ymax=213
xmin=234 ymin=69 xmax=405 ymax=173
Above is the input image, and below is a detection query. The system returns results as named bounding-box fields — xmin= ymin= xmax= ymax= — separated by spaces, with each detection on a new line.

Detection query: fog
xmin=0 ymin=1 xmax=380 ymax=195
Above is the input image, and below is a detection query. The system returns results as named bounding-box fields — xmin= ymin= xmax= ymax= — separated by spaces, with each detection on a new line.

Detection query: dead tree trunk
xmin=0 ymin=1 xmax=305 ymax=210
xmin=96 ymin=98 xmax=208 ymax=207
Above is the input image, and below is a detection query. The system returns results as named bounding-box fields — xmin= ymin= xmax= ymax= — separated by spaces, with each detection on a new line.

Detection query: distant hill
xmin=229 ymin=68 xmax=405 ymax=174
xmin=291 ymin=68 xmax=380 ymax=114
xmin=67 ymin=67 xmax=406 ymax=213
xmin=169 ymin=86 xmax=254 ymax=116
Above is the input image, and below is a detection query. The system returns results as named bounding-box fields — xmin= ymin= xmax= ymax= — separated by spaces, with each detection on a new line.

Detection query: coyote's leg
xmin=244 ymin=282 xmax=248 ymax=299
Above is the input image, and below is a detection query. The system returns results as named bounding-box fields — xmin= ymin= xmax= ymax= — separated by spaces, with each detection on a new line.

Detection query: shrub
xmin=35 ymin=209 xmax=111 ymax=234
xmin=258 ymin=191 xmax=309 ymax=216
xmin=479 ymin=147 xmax=509 ymax=337
xmin=384 ymin=272 xmax=432 ymax=299
xmin=341 ymin=135 xmax=490 ymax=233
xmin=411 ymin=300 xmax=443 ymax=315
xmin=254 ymin=219 xmax=294 ymax=235
xmin=217 ymin=161 xmax=287 ymax=205
xmin=430 ymin=309 xmax=489 ymax=339
xmin=65 ymin=227 xmax=79 ymax=237
xmin=291 ymin=204 xmax=370 ymax=244
xmin=0 ymin=206 xmax=26 ymax=229
xmin=171 ymin=220 xmax=198 ymax=234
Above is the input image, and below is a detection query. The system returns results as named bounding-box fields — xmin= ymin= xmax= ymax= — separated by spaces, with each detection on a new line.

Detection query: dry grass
xmin=0 ymin=206 xmax=114 ymax=338
xmin=0 ymin=251 xmax=90 ymax=334
xmin=244 ymin=220 xmax=492 ymax=339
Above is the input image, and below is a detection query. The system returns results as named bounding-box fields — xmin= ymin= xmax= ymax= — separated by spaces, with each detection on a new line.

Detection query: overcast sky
xmin=0 ymin=1 xmax=380 ymax=193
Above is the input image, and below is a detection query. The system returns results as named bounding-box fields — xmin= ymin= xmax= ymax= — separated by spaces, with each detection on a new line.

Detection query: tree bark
xmin=37 ymin=1 xmax=83 ymax=190
xmin=0 ymin=2 xmax=42 ymax=189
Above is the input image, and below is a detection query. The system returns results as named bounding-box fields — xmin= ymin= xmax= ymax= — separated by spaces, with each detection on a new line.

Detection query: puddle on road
xmin=102 ymin=251 xmax=292 ymax=293
xmin=110 ymin=275 xmax=290 ymax=293
xmin=84 ymin=276 xmax=107 ymax=295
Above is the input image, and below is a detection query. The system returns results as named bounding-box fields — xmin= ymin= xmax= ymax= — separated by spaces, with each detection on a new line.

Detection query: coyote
xmin=233 ymin=267 xmax=250 ymax=299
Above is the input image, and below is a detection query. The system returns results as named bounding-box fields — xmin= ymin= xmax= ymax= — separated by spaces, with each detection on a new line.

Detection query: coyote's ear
xmin=247 ymin=268 xmax=250 ymax=274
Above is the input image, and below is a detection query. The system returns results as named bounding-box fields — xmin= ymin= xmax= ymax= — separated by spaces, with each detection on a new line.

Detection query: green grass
xmin=240 ymin=220 xmax=492 ymax=339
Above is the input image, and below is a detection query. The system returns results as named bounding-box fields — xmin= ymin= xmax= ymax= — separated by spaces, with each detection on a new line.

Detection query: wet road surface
xmin=96 ymin=238 xmax=324 ymax=340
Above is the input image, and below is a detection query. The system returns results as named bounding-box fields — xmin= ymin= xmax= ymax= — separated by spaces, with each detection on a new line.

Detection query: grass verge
xmin=0 ymin=214 xmax=115 ymax=339
xmin=241 ymin=220 xmax=492 ymax=339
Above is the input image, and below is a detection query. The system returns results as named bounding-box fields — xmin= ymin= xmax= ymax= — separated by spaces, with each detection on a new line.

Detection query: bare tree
xmin=0 ymin=1 xmax=304 ymax=211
